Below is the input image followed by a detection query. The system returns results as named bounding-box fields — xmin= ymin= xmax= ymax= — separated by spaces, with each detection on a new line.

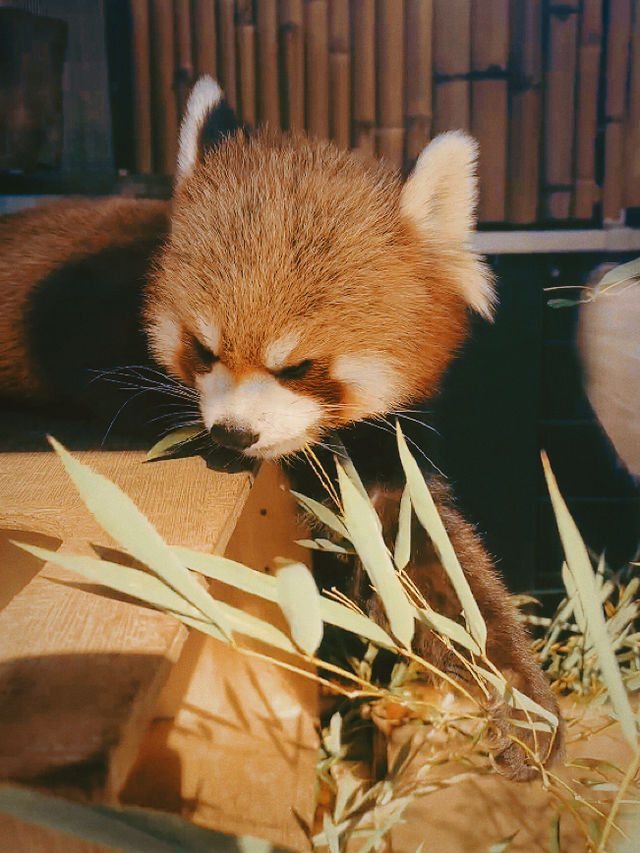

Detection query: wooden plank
xmin=603 ymin=0 xmax=632 ymax=220
xmin=625 ymin=1 xmax=640 ymax=207
xmin=120 ymin=462 xmax=317 ymax=851
xmin=280 ymin=0 xmax=305 ymax=131
xmin=329 ymin=0 xmax=351 ymax=149
xmin=237 ymin=23 xmax=258 ymax=127
xmin=174 ymin=0 xmax=194 ymax=117
xmin=0 ymin=445 xmax=252 ymax=801
xmin=218 ymin=0 xmax=238 ymax=110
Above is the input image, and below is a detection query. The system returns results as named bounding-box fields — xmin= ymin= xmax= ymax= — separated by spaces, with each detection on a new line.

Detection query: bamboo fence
xmin=129 ymin=0 xmax=640 ymax=225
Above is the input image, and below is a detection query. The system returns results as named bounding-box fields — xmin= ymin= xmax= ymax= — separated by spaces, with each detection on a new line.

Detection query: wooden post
xmin=543 ymin=2 xmax=579 ymax=220
xmin=471 ymin=0 xmax=509 ymax=222
xmin=329 ymin=0 xmax=351 ymax=149
xmin=150 ymin=0 xmax=178 ymax=175
xmin=219 ymin=0 xmax=238 ymax=111
xmin=376 ymin=0 xmax=405 ymax=169
xmin=130 ymin=0 xmax=153 ymax=173
xmin=433 ymin=0 xmax=471 ymax=134
xmin=352 ymin=0 xmax=376 ymax=157
xmin=508 ymin=0 xmax=543 ymax=224
xmin=192 ymin=0 xmax=217 ymax=78
xmin=280 ymin=0 xmax=305 ymax=131
xmin=624 ymin=1 xmax=640 ymax=208
xmin=405 ymin=0 xmax=433 ymax=166
xmin=237 ymin=23 xmax=257 ymax=127
xmin=573 ymin=0 xmax=603 ymax=220
xmin=257 ymin=0 xmax=281 ymax=126
xmin=305 ymin=0 xmax=330 ymax=138
xmin=603 ymin=0 xmax=632 ymax=221
xmin=174 ymin=0 xmax=193 ymax=118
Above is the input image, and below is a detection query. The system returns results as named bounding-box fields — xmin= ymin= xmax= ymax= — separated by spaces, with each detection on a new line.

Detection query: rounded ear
xmin=176 ymin=75 xmax=244 ymax=182
xmin=400 ymin=132 xmax=496 ymax=319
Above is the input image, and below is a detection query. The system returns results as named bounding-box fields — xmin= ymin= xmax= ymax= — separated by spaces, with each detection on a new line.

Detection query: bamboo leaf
xmin=336 ymin=462 xmax=415 ymax=649
xmin=275 ymin=559 xmax=323 ymax=655
xmin=48 ymin=437 xmax=233 ymax=639
xmin=290 ymin=491 xmax=349 ymax=539
xmin=295 ymin=538 xmax=354 ymax=555
xmin=146 ymin=426 xmax=203 ymax=460
xmin=542 ymin=451 xmax=637 ymax=746
xmin=478 ymin=667 xmax=559 ymax=729
xmin=598 ymin=256 xmax=640 ymax=289
xmin=396 ymin=423 xmax=487 ymax=652
xmin=394 ymin=485 xmax=412 ymax=570
xmin=417 ymin=606 xmax=481 ymax=655
xmin=487 ymin=834 xmax=518 ymax=853
xmin=174 ymin=548 xmax=397 ymax=649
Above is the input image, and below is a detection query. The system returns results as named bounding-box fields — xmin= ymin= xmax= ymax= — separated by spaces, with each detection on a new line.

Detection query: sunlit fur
xmin=145 ymin=125 xmax=493 ymax=454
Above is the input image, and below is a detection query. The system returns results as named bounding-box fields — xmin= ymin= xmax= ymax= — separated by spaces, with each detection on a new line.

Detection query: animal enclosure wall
xmin=115 ymin=0 xmax=640 ymax=225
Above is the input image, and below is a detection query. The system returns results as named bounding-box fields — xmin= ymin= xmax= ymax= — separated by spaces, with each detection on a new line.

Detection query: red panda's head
xmin=144 ymin=77 xmax=494 ymax=459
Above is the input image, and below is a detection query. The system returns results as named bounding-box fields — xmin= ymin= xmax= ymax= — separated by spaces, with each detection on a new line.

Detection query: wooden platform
xmin=0 ymin=425 xmax=317 ymax=851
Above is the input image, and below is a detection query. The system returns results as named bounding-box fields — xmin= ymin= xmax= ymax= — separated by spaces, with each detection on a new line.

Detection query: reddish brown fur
xmin=0 ymin=197 xmax=168 ymax=400
xmin=145 ymin=128 xmax=470 ymax=422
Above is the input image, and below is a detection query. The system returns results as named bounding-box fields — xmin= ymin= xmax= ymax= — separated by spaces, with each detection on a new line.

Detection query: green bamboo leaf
xmin=336 ymin=462 xmax=415 ymax=648
xmin=174 ymin=547 xmax=397 ymax=649
xmin=290 ymin=491 xmax=349 ymax=540
xmin=487 ymin=834 xmax=518 ymax=853
xmin=48 ymin=437 xmax=233 ymax=639
xmin=395 ymin=423 xmax=487 ymax=652
xmin=179 ymin=604 xmax=296 ymax=654
xmin=477 ymin=667 xmax=559 ymax=729
xmin=146 ymin=426 xmax=204 ymax=460
xmin=547 ymin=298 xmax=581 ymax=309
xmin=598 ymin=256 xmax=640 ymax=289
xmin=542 ymin=451 xmax=637 ymax=746
xmin=394 ymin=484 xmax=412 ymax=570
xmin=0 ymin=785 xmax=289 ymax=852
xmin=322 ymin=814 xmax=341 ymax=853
xmin=275 ymin=559 xmax=323 ymax=655
xmin=295 ymin=538 xmax=354 ymax=555
xmin=550 ymin=815 xmax=562 ymax=853
xmin=417 ymin=605 xmax=481 ymax=655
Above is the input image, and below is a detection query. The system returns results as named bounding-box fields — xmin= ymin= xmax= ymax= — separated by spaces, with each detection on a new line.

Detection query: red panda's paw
xmin=488 ymin=669 xmax=564 ymax=782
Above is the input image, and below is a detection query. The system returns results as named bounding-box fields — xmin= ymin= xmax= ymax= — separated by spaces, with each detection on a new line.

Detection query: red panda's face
xmin=143 ymin=78 xmax=494 ymax=459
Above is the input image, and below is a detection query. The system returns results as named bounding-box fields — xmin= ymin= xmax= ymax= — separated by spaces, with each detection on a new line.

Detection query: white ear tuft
xmin=176 ymin=75 xmax=224 ymax=181
xmin=400 ymin=132 xmax=496 ymax=319
xmin=400 ymin=131 xmax=478 ymax=246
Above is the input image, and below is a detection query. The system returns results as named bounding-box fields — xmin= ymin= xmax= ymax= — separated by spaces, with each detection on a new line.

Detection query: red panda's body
xmin=0 ymin=77 xmax=561 ymax=778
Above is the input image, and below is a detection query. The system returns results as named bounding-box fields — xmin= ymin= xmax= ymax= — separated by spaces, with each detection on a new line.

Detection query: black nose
xmin=209 ymin=423 xmax=259 ymax=451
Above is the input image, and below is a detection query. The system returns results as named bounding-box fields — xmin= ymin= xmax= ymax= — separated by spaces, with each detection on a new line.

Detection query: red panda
xmin=0 ymin=76 xmax=561 ymax=778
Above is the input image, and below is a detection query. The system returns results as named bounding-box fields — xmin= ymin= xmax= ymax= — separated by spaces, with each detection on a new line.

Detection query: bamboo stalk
xmin=329 ymin=0 xmax=351 ymax=148
xmin=280 ymin=0 xmax=305 ymax=130
xmin=352 ymin=0 xmax=376 ymax=156
xmin=508 ymin=0 xmax=543 ymax=224
xmin=603 ymin=0 xmax=632 ymax=220
xmin=150 ymin=0 xmax=178 ymax=174
xmin=192 ymin=0 xmax=217 ymax=77
xmin=174 ymin=0 xmax=193 ymax=117
xmin=433 ymin=0 xmax=471 ymax=133
xmin=405 ymin=0 xmax=433 ymax=164
xmin=376 ymin=0 xmax=405 ymax=169
xmin=218 ymin=0 xmax=238 ymax=110
xmin=131 ymin=0 xmax=153 ymax=173
xmin=237 ymin=24 xmax=257 ymax=126
xmin=257 ymin=0 xmax=280 ymax=126
xmin=573 ymin=0 xmax=602 ymax=219
xmin=471 ymin=0 xmax=508 ymax=222
xmin=543 ymin=3 xmax=579 ymax=220
xmin=305 ymin=0 xmax=330 ymax=138
xmin=624 ymin=1 xmax=640 ymax=207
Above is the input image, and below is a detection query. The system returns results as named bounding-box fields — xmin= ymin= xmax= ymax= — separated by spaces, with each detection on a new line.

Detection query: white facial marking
xmin=263 ymin=332 xmax=301 ymax=371
xmin=196 ymin=318 xmax=221 ymax=354
xmin=333 ymin=354 xmax=401 ymax=413
xmin=149 ymin=315 xmax=182 ymax=362
xmin=197 ymin=366 xmax=323 ymax=458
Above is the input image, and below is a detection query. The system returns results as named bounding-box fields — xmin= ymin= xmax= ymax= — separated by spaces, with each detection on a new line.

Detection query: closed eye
xmin=275 ymin=359 xmax=314 ymax=380
xmin=191 ymin=335 xmax=218 ymax=371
